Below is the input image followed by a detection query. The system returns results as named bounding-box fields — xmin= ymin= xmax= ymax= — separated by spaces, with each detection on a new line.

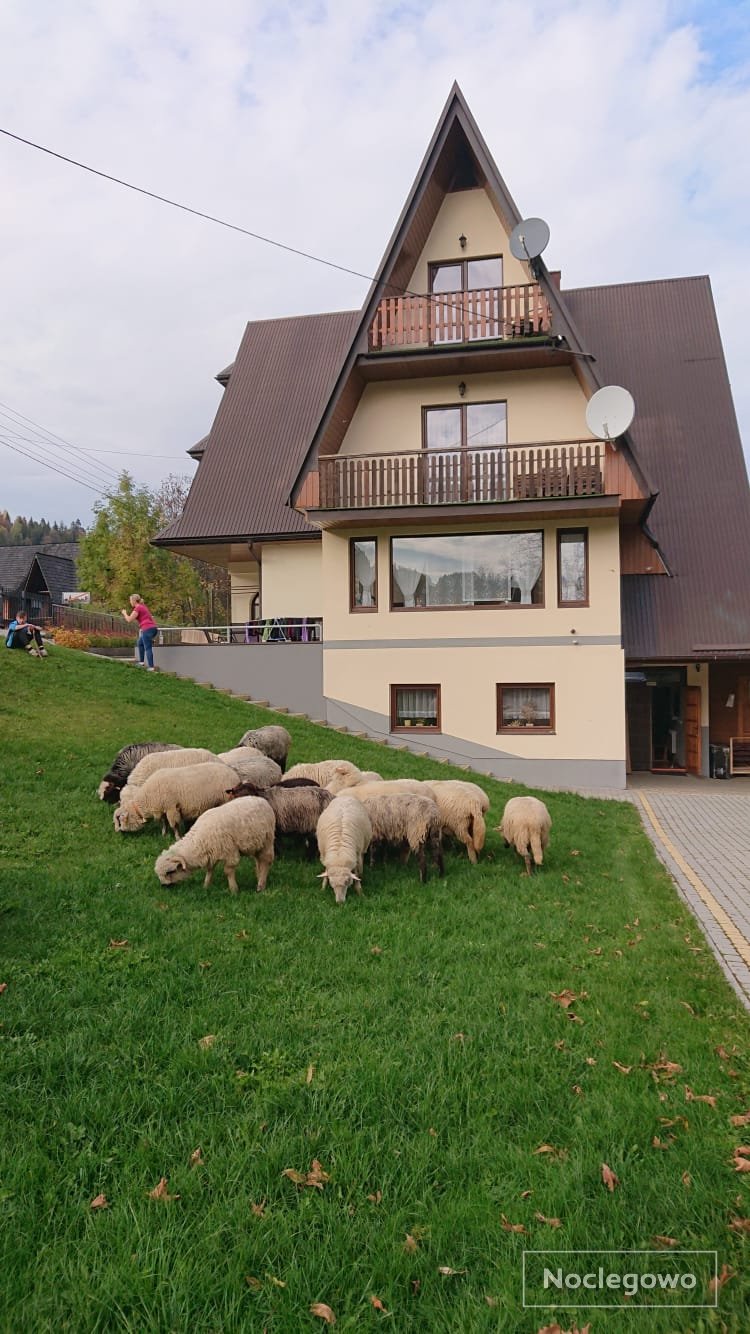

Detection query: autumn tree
xmin=153 ymin=474 xmax=230 ymax=623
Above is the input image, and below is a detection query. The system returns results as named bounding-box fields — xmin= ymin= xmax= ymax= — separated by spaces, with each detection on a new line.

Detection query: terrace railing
xmin=318 ymin=442 xmax=604 ymax=510
xmin=158 ymin=618 xmax=323 ymax=647
xmin=368 ymin=283 xmax=552 ymax=351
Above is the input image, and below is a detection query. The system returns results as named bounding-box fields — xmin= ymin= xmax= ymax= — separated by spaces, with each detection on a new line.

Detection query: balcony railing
xmin=368 ymin=284 xmax=552 ymax=351
xmin=317 ymin=442 xmax=604 ymax=510
xmin=158 ymin=619 xmax=323 ymax=647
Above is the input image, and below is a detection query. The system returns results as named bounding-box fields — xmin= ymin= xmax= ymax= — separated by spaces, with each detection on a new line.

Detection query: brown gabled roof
xmin=154 ymin=310 xmax=358 ymax=545
xmin=565 ymin=276 xmax=750 ymax=659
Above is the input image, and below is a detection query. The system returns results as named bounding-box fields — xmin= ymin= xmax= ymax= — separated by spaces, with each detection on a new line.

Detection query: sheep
xmin=357 ymin=791 xmax=443 ymax=882
xmin=226 ymin=779 xmax=333 ymax=856
xmin=154 ymin=796 xmax=276 ymax=894
xmin=217 ymin=747 xmax=282 ymax=788
xmin=236 ymin=724 xmax=292 ymax=772
xmin=498 ymin=795 xmax=551 ymax=875
xmin=316 ymin=796 xmax=372 ymax=904
xmin=422 ymin=780 xmax=490 ymax=865
xmin=125 ymin=746 xmax=220 ymax=790
xmin=97 ymin=742 xmax=183 ymax=803
xmin=324 ymin=767 xmax=383 ymax=794
xmin=114 ymin=761 xmax=238 ymax=838
xmin=286 ymin=759 xmax=363 ymax=788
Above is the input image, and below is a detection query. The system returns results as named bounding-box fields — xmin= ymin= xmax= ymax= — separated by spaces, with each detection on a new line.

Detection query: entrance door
xmin=684 ymin=685 xmax=702 ymax=776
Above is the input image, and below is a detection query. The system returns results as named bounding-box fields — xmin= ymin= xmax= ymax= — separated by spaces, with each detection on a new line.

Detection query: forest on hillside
xmin=0 ymin=511 xmax=85 ymax=545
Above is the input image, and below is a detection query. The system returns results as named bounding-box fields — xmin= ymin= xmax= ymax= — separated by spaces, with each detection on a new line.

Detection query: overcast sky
xmin=1 ymin=0 xmax=748 ymax=526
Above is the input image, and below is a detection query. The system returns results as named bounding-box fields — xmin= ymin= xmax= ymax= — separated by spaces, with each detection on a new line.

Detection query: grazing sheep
xmin=286 ymin=759 xmax=362 ymax=788
xmin=358 ymin=791 xmax=443 ymax=882
xmin=125 ymin=746 xmax=219 ymax=790
xmin=498 ymin=795 xmax=551 ymax=875
xmin=227 ymin=779 xmax=333 ymax=856
xmin=359 ymin=770 xmax=384 ymax=784
xmin=345 ymin=779 xmax=426 ymax=801
xmin=237 ymin=724 xmax=291 ymax=772
xmin=154 ymin=796 xmax=276 ymax=894
xmin=217 ymin=747 xmax=282 ymax=788
xmin=97 ymin=742 xmax=183 ymax=802
xmin=114 ymin=761 xmax=237 ymax=838
xmin=324 ymin=767 xmax=383 ymax=794
xmin=316 ymin=796 xmax=372 ymax=904
xmin=422 ymin=780 xmax=489 ymax=865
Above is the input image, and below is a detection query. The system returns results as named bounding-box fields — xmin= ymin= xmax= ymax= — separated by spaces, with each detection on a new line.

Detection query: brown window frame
xmin=390 ymin=684 xmax=442 ymax=733
xmin=497 ymin=683 xmax=556 ymax=734
xmin=428 ymin=254 xmax=504 ymax=294
xmin=389 ymin=530 xmax=545 ymax=611
xmin=421 ymin=400 xmax=509 ymax=453
xmin=349 ymin=536 xmax=378 ymax=613
xmin=557 ymin=528 xmax=589 ymax=607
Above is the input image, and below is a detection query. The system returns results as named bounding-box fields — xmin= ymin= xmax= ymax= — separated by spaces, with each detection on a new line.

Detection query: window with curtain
xmin=350 ymin=538 xmax=377 ymax=610
xmin=391 ymin=532 xmax=543 ymax=609
xmin=558 ymin=529 xmax=588 ymax=605
xmin=497 ymin=684 xmax=554 ymax=732
xmin=391 ymin=685 xmax=441 ymax=731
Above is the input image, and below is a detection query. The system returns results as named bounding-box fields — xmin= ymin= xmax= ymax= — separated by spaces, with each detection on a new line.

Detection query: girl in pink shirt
xmin=121 ymin=594 xmax=159 ymax=670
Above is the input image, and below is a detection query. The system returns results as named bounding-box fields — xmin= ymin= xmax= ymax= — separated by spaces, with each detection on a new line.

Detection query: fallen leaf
xmin=650 ymin=1057 xmax=682 ymax=1077
xmin=282 ymin=1159 xmax=330 ymax=1190
xmin=404 ymin=1233 xmax=419 ymax=1253
xmin=585 ymin=1057 xmax=597 ymax=1066
xmin=370 ymin=1296 xmax=387 ymax=1312
xmin=236 ymin=929 xmax=249 ymax=939
xmin=148 ymin=1177 xmax=179 ymax=1202
xmin=306 ymin=1064 xmax=315 ymax=1084
xmin=659 ymin=1116 xmax=689 ymax=1130
xmin=715 ymin=1045 xmax=733 ymax=1061
xmin=653 ymin=1235 xmax=679 ymax=1247
xmin=198 ymin=960 xmax=212 ymax=970
xmin=189 ymin=1147 xmax=203 ymax=1168
xmin=709 ymin=1264 xmax=735 ymax=1296
xmin=500 ymin=1214 xmax=528 ymax=1234
xmin=370 ymin=946 xmax=382 ymax=955
xmin=485 ymin=1295 xmax=499 ymax=1307
xmin=601 ymin=1163 xmax=619 ymax=1192
xmin=536 ymin=1325 xmax=591 ymax=1334
xmin=735 ymin=1145 xmax=750 ymax=1156
xmin=613 ymin=1062 xmax=632 ymax=1075
xmin=245 ymin=1276 xmax=263 ymax=1292
xmin=520 ymin=1189 xmax=533 ymax=1199
xmin=451 ymin=1032 xmax=467 ymax=1044
xmin=410 ymin=1280 xmax=420 ymax=1295
xmin=729 ymin=1216 xmax=750 ymax=1233
xmin=682 ymin=1172 xmax=692 ymax=1188
xmin=428 ymin=1127 xmax=437 ymax=1136
xmin=570 ymin=849 xmax=581 ymax=857
xmin=652 ymin=1136 xmax=675 ymax=1150
xmin=553 ymin=1040 xmax=567 ymax=1051
xmin=589 ymin=946 xmax=602 ymax=956
xmin=685 ymin=1085 xmax=717 ymax=1108
xmin=572 ymin=1084 xmax=584 ymax=1096
xmin=534 ymin=1212 xmax=562 ymax=1228
xmin=437 ymin=1266 xmax=467 ymax=1276
xmin=108 ymin=939 xmax=129 ymax=949
xmin=730 ymin=1110 xmax=750 ymax=1127
xmin=90 ymin=1193 xmax=109 ymax=1210
xmin=310 ymin=1302 xmax=336 ymax=1324
xmin=0 ymin=983 xmax=6 ymax=994
xmin=732 ymin=1153 xmax=750 ymax=1173
xmin=198 ymin=1034 xmax=216 ymax=1050
xmin=567 ymin=1012 xmax=584 ymax=1024
xmin=678 ymin=1001 xmax=696 ymax=1016
xmin=533 ymin=1144 xmax=567 ymax=1160
xmin=367 ymin=1190 xmax=382 ymax=1204
xmin=550 ymin=989 xmax=587 ymax=1009
xmin=267 ymin=1275 xmax=286 ymax=1288
xmin=251 ymin=1199 xmax=266 ymax=1217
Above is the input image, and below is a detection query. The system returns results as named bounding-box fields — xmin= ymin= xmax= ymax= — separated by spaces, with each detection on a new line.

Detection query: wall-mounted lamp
xmin=726 ymin=693 xmax=735 ymax=709
xmin=459 ymin=233 xmax=467 ymax=249
xmin=458 ymin=381 xmax=466 ymax=397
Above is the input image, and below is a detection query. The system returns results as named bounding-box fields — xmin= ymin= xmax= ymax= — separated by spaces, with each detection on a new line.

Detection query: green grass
xmin=1 ymin=648 xmax=748 ymax=1332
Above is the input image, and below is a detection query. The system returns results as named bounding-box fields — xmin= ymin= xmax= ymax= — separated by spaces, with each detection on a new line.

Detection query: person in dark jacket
xmin=5 ymin=612 xmax=47 ymax=657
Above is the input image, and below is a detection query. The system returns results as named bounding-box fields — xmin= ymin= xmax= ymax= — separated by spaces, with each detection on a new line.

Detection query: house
xmin=154 ymin=85 xmax=750 ymax=788
xmin=0 ymin=543 xmax=79 ymax=624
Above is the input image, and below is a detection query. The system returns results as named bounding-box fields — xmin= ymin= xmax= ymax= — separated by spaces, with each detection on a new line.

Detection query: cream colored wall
xmin=340 ymin=369 xmax=593 ymax=458
xmin=687 ymin=662 xmax=710 ymax=727
xmin=261 ymin=542 xmax=323 ymax=617
xmin=406 ymin=188 xmax=529 ymax=293
xmin=229 ymin=560 xmax=259 ymax=622
xmin=322 ymin=518 xmax=621 ymax=641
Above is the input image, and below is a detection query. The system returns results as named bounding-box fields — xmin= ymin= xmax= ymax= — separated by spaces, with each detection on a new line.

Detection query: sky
xmin=0 ymin=0 xmax=748 ymax=526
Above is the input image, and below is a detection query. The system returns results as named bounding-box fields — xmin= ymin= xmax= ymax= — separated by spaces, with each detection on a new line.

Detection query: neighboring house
xmin=0 ymin=543 xmax=79 ymax=623
xmin=154 ymin=85 xmax=750 ymax=788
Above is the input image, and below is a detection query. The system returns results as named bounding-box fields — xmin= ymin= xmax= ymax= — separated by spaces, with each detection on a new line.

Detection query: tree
xmin=154 ymin=475 xmax=230 ymax=623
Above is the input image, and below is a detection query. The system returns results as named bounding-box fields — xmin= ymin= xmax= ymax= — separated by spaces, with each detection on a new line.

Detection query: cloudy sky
xmin=1 ymin=0 xmax=748 ymax=526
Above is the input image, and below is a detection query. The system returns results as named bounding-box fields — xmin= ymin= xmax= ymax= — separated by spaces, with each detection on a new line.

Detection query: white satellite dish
xmin=585 ymin=385 xmax=635 ymax=441
xmin=509 ymin=217 xmax=551 ymax=262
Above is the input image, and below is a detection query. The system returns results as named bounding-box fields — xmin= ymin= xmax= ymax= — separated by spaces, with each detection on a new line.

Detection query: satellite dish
xmin=509 ymin=217 xmax=551 ymax=262
xmin=585 ymin=386 xmax=635 ymax=441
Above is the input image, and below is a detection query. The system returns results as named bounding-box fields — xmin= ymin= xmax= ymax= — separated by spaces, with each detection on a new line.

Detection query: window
xmin=558 ymin=529 xmax=588 ymax=606
xmin=429 ymin=255 xmax=504 ymax=343
xmin=350 ymin=537 xmax=378 ymax=611
xmin=497 ymin=684 xmax=555 ymax=733
xmin=423 ymin=402 xmax=507 ymax=451
xmin=391 ymin=531 xmax=544 ymax=609
xmin=391 ymin=685 xmax=441 ymax=732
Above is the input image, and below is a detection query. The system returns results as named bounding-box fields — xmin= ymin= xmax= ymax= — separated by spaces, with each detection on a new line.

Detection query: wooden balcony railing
xmin=317 ymin=442 xmax=604 ymax=509
xmin=368 ymin=284 xmax=552 ymax=351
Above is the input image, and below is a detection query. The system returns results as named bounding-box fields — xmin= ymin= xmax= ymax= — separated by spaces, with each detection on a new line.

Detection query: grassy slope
xmin=0 ymin=649 xmax=748 ymax=1333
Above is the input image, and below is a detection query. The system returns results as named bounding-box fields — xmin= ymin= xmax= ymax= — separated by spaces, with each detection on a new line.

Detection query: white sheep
xmin=316 ymin=795 xmax=372 ymax=904
xmin=217 ymin=747 xmax=282 ymax=787
xmin=154 ymin=796 xmax=276 ymax=894
xmin=498 ymin=795 xmax=551 ymax=874
xmin=358 ymin=791 xmax=443 ymax=882
xmin=422 ymin=780 xmax=489 ymax=865
xmin=286 ymin=759 xmax=363 ymax=788
xmin=324 ymin=767 xmax=384 ymax=794
xmin=125 ymin=747 xmax=219 ymax=789
xmin=237 ymin=724 xmax=292 ymax=772
xmin=97 ymin=742 xmax=183 ymax=802
xmin=114 ymin=761 xmax=238 ymax=838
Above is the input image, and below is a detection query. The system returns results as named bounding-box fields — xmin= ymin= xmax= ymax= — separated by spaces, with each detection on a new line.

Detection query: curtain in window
xmin=509 ymin=532 xmax=544 ymax=604
xmin=354 ymin=543 xmax=376 ymax=606
xmin=394 ymin=559 xmax=424 ymax=607
xmin=502 ymin=687 xmax=550 ymax=726
xmin=397 ymin=688 xmax=436 ymax=722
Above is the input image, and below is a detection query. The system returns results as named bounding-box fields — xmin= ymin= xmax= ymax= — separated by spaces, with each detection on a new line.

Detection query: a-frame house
xmin=155 ymin=85 xmax=750 ymax=788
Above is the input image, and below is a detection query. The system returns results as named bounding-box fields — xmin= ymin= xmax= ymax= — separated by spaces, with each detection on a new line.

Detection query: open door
xmin=684 ymin=685 xmax=702 ymax=776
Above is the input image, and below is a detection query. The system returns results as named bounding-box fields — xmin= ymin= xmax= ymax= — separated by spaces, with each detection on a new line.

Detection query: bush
xmin=51 ymin=629 xmax=91 ymax=649
xmin=87 ymin=633 xmax=136 ymax=648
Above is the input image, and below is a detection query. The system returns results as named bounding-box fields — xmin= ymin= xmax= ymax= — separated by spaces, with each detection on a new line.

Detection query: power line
xmin=0 ymin=436 xmax=105 ymax=494
xmin=0 ymin=399 xmax=121 ymax=481
xmin=0 ymin=420 xmax=114 ymax=491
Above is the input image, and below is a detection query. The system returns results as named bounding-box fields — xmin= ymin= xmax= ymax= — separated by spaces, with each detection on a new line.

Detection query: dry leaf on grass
xmin=678 ymin=1000 xmax=696 ymax=1016
xmin=282 ymin=1159 xmax=329 ymax=1190
xmin=89 ymin=1193 xmax=109 ymax=1210
xmin=267 ymin=1275 xmax=286 ymax=1288
xmin=370 ymin=1296 xmax=387 ymax=1312
xmin=681 ymin=1172 xmax=692 ymax=1188
xmin=550 ymin=990 xmax=587 ymax=1009
xmin=536 ymin=1324 xmax=591 ymax=1334
xmin=601 ymin=1163 xmax=619 ymax=1192
xmin=310 ymin=1302 xmax=336 ymax=1324
xmin=572 ymin=1085 xmax=584 ymax=1096
xmin=729 ymin=1216 xmax=750 ymax=1233
xmin=732 ymin=1151 xmax=750 ymax=1173
xmin=404 ymin=1233 xmax=419 ymax=1253
xmin=533 ymin=1144 xmax=567 ymax=1160
xmin=585 ymin=1057 xmax=597 ymax=1067
xmin=370 ymin=946 xmax=382 ymax=955
xmin=251 ymin=1200 xmax=266 ymax=1217
xmin=715 ymin=1045 xmax=735 ymax=1061
xmin=235 ymin=929 xmax=249 ymax=940
xmin=534 ymin=1212 xmax=561 ymax=1228
xmin=612 ymin=1062 xmax=632 ymax=1075
xmin=684 ymin=1085 xmax=717 ymax=1108
xmin=450 ymin=1032 xmax=467 ymax=1044
xmin=553 ymin=1040 xmax=567 ymax=1051
xmin=410 ymin=1280 xmax=420 ymax=1295
xmin=306 ymin=1064 xmax=315 ymax=1084
xmin=148 ymin=1177 xmax=179 ymax=1202
xmin=652 ymin=1235 xmax=679 ymax=1247
xmin=708 ymin=1264 xmax=735 ymax=1296
xmin=730 ymin=1110 xmax=750 ymax=1127
xmin=652 ymin=1136 xmax=675 ymax=1151
xmin=437 ymin=1266 xmax=467 ymax=1276
xmin=520 ymin=1189 xmax=533 ymax=1199
xmin=649 ymin=1057 xmax=682 ymax=1077
xmin=189 ymin=1147 xmax=203 ymax=1168
xmin=108 ymin=939 xmax=129 ymax=950
xmin=0 ymin=983 xmax=7 ymax=994
xmin=198 ymin=1034 xmax=217 ymax=1050
xmin=367 ymin=1190 xmax=382 ymax=1204
xmin=501 ymin=1215 xmax=528 ymax=1234
xmin=245 ymin=1275 xmax=263 ymax=1292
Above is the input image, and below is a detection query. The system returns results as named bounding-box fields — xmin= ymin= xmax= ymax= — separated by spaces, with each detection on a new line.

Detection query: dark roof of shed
xmin=564 ymin=276 xmax=750 ymax=659
xmin=33 ymin=553 xmax=77 ymax=600
xmin=155 ymin=310 xmax=359 ymax=544
xmin=0 ymin=543 xmax=79 ymax=594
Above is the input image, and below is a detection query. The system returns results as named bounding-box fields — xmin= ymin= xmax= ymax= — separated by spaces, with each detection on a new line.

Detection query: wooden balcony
xmin=368 ymin=284 xmax=552 ymax=352
xmin=315 ymin=442 xmax=604 ymax=510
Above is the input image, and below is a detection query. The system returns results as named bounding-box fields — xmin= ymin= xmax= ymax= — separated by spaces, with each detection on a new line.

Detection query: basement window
xmin=391 ymin=685 xmax=441 ymax=732
xmin=497 ymin=684 xmax=555 ymax=733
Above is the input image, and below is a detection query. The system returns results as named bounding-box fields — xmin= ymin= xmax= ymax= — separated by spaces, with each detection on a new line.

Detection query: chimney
xmin=548 ymin=270 xmax=562 ymax=290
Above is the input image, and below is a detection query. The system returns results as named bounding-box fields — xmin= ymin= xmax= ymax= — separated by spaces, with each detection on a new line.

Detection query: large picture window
xmin=558 ymin=529 xmax=588 ymax=606
xmin=350 ymin=537 xmax=378 ymax=611
xmin=391 ymin=532 xmax=544 ymax=609
xmin=497 ymin=684 xmax=555 ymax=733
xmin=391 ymin=685 xmax=441 ymax=732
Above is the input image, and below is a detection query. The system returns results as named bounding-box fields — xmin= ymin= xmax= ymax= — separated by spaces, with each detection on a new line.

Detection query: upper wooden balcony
xmin=368 ymin=283 xmax=552 ymax=352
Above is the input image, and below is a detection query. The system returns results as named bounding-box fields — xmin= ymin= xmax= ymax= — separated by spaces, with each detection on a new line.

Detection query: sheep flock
xmin=101 ymin=722 xmax=552 ymax=904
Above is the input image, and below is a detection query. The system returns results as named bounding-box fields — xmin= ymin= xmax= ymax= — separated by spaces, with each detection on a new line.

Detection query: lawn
xmin=0 ymin=648 xmax=748 ymax=1332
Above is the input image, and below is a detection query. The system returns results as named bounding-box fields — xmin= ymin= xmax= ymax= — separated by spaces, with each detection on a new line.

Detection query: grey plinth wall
xmin=154 ymin=644 xmax=325 ymax=718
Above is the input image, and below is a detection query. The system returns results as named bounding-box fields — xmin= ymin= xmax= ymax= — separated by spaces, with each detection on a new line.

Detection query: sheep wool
xmin=125 ymin=747 xmax=219 ymax=790
xmin=114 ymin=761 xmax=238 ymax=838
xmin=154 ymin=796 xmax=276 ymax=894
xmin=286 ymin=759 xmax=362 ymax=788
xmin=316 ymin=795 xmax=372 ymax=905
xmin=358 ymin=791 xmax=443 ymax=882
xmin=498 ymin=795 xmax=551 ymax=875
xmin=236 ymin=724 xmax=292 ymax=772
xmin=97 ymin=742 xmax=183 ymax=802
xmin=217 ymin=747 xmax=282 ymax=788
xmin=422 ymin=780 xmax=490 ymax=865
